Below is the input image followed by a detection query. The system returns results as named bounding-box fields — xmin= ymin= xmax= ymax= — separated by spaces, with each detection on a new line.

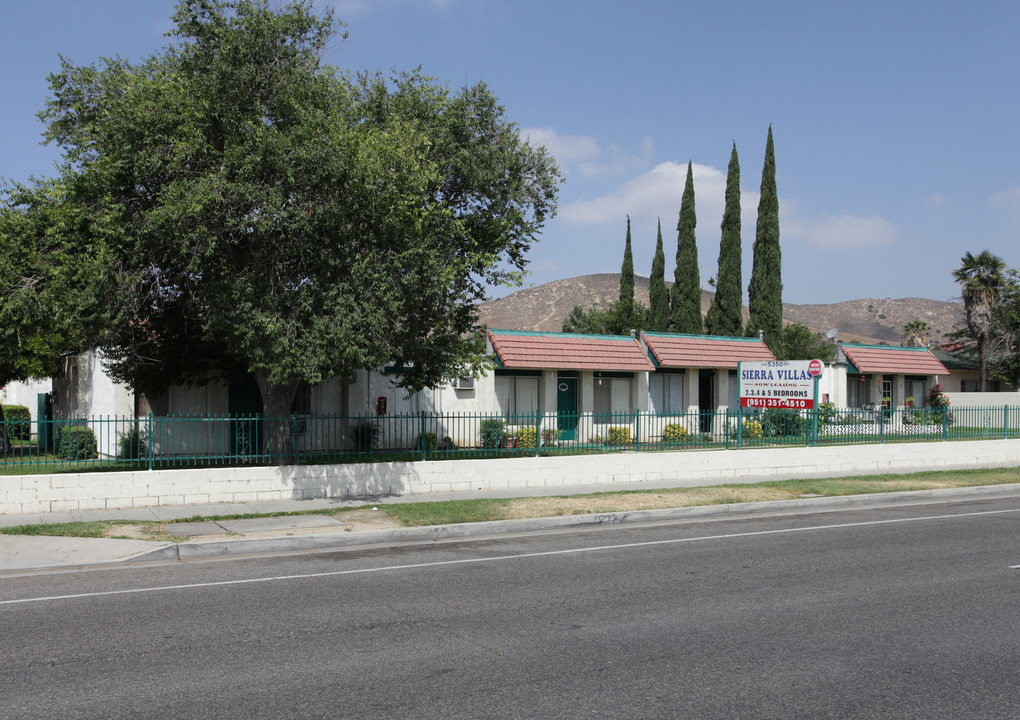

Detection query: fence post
xmin=634 ymin=409 xmax=640 ymax=452
xmin=292 ymin=414 xmax=300 ymax=466
xmin=420 ymin=410 xmax=427 ymax=462
xmin=942 ymin=406 xmax=949 ymax=441
xmin=535 ymin=409 xmax=541 ymax=457
xmin=879 ymin=407 xmax=884 ymax=443
xmin=146 ymin=413 xmax=154 ymax=471
xmin=1005 ymin=405 xmax=1009 ymax=440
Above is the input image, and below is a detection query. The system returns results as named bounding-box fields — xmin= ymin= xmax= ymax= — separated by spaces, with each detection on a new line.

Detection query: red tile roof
xmin=488 ymin=330 xmax=655 ymax=371
xmin=841 ymin=344 xmax=948 ymax=375
xmin=642 ymin=332 xmax=776 ymax=369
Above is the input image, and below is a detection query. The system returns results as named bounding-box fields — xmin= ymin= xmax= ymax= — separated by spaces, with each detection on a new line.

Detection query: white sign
xmin=739 ymin=360 xmax=821 ymax=410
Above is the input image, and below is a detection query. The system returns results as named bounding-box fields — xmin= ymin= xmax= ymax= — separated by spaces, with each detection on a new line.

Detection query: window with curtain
xmin=495 ymin=375 xmax=540 ymax=420
xmin=594 ymin=377 xmax=632 ymax=422
xmin=649 ymin=373 xmax=684 ymax=415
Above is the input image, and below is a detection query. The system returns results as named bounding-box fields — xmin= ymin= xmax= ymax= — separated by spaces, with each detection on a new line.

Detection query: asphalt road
xmin=2 ymin=496 xmax=1019 ymax=719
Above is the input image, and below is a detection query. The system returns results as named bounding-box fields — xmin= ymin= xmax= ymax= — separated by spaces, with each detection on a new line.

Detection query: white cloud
xmin=925 ymin=192 xmax=948 ymax=208
xmin=560 ymin=161 xmax=726 ymax=226
xmin=523 ymin=127 xmax=653 ymax=180
xmin=786 ymin=214 xmax=898 ymax=249
xmin=524 ymin=127 xmax=600 ymax=164
xmin=990 ymin=187 xmax=1020 ymax=208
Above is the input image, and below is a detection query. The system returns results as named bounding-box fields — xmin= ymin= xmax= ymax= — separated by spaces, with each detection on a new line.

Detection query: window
xmin=649 ymin=372 xmax=684 ymax=415
xmin=170 ymin=384 xmax=209 ymax=415
xmin=728 ymin=370 xmax=739 ymax=410
xmin=495 ymin=374 xmax=540 ymax=419
xmin=847 ymin=376 xmax=871 ymax=408
xmin=961 ymin=379 xmax=1000 ymax=392
xmin=594 ymin=374 xmax=633 ymax=422
xmin=291 ymin=383 xmax=313 ymax=415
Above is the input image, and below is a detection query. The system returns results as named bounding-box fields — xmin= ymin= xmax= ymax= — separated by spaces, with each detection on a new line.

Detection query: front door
xmin=556 ymin=376 xmax=578 ymax=441
xmin=228 ymin=379 xmax=263 ymax=458
xmin=699 ymin=369 xmax=715 ymax=434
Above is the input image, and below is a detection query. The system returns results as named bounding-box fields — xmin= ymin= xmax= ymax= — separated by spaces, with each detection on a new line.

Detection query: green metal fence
xmin=3 ymin=406 xmax=1020 ymax=473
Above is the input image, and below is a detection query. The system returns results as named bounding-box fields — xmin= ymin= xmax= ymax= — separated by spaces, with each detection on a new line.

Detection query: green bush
xmin=351 ymin=421 xmax=379 ymax=452
xmin=416 ymin=432 xmax=453 ymax=451
xmin=762 ymin=409 xmax=806 ymax=438
xmin=817 ymin=401 xmax=836 ymax=424
xmin=742 ymin=420 xmax=764 ymax=439
xmin=57 ymin=425 xmax=97 ymax=461
xmin=662 ymin=423 xmax=688 ymax=444
xmin=514 ymin=427 xmax=538 ymax=448
xmin=541 ymin=428 xmax=560 ymax=445
xmin=607 ymin=426 xmax=631 ymax=445
xmin=117 ymin=427 xmax=147 ymax=460
xmin=2 ymin=405 xmax=32 ymax=441
xmin=479 ymin=418 xmax=505 ymax=449
xmin=416 ymin=432 xmax=438 ymax=451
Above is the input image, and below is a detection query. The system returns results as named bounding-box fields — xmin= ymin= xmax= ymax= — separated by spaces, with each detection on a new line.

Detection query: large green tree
xmin=647 ymin=218 xmax=669 ymax=331
xmin=987 ymin=268 xmax=1020 ymax=387
xmin=780 ymin=323 xmax=835 ymax=362
xmin=34 ymin=0 xmax=561 ymax=460
xmin=705 ymin=143 xmax=742 ymax=336
xmin=670 ymin=161 xmax=702 ymax=334
xmin=619 ymin=216 xmax=635 ymax=322
xmin=953 ymin=250 xmax=1006 ymax=390
xmin=561 ymin=300 xmax=647 ymax=336
xmin=747 ymin=126 xmax=782 ymax=355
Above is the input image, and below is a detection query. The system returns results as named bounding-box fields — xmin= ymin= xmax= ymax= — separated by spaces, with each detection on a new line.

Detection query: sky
xmin=3 ymin=0 xmax=1019 ymax=307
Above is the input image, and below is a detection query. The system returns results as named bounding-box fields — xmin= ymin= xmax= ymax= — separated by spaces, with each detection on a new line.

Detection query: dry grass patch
xmin=497 ymin=487 xmax=799 ymax=520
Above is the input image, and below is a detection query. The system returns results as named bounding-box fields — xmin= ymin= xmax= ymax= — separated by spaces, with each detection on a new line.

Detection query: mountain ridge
xmin=477 ymin=274 xmax=963 ymax=346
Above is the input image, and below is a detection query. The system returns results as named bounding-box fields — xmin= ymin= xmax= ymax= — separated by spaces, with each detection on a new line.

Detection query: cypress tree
xmin=747 ymin=126 xmax=783 ymax=355
xmin=619 ymin=215 xmax=635 ymax=323
xmin=705 ymin=142 xmax=742 ymax=337
xmin=670 ymin=161 xmax=702 ymax=334
xmin=648 ymin=218 xmax=669 ymax=331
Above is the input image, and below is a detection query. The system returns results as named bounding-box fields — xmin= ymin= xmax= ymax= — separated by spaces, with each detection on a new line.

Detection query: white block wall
xmin=4 ymin=439 xmax=1020 ymax=516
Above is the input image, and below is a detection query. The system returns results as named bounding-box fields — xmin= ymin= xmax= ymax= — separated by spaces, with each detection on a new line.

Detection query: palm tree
xmin=901 ymin=319 xmax=932 ymax=347
xmin=953 ymin=250 xmax=1006 ymax=390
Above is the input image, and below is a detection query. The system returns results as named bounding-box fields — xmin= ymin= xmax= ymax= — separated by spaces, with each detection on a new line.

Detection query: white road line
xmin=3 ymin=507 xmax=1018 ymax=606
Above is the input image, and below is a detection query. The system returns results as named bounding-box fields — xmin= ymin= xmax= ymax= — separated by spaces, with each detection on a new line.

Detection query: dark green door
xmin=228 ymin=379 xmax=263 ymax=458
xmin=557 ymin=376 xmax=578 ymax=441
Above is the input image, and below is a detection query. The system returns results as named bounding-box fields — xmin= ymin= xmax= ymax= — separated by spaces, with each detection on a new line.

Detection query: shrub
xmin=514 ymin=427 xmax=538 ymax=448
xmin=607 ymin=426 xmax=631 ymax=445
xmin=663 ymin=423 xmax=688 ymax=444
xmin=350 ymin=421 xmax=379 ymax=452
xmin=479 ymin=418 xmax=505 ymax=449
xmin=414 ymin=432 xmax=454 ymax=452
xmin=2 ymin=405 xmax=31 ymax=441
xmin=817 ymin=401 xmax=836 ymax=424
xmin=57 ymin=425 xmax=97 ymax=461
xmin=742 ymin=420 xmax=764 ymax=439
xmin=762 ymin=409 xmax=806 ymax=437
xmin=541 ymin=428 xmax=560 ymax=445
xmin=117 ymin=427 xmax=147 ymax=460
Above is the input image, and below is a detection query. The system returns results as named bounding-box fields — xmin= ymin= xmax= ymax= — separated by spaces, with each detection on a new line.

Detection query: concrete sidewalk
xmin=3 ymin=480 xmax=1020 ymax=573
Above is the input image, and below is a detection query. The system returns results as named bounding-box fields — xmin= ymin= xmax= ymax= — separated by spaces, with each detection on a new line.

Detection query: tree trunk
xmin=253 ymin=372 xmax=300 ymax=466
xmin=978 ymin=334 xmax=988 ymax=392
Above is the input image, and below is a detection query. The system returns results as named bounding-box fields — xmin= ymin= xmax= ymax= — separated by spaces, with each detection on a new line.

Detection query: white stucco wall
xmin=5 ymin=438 xmax=1020 ymax=516
xmin=944 ymin=392 xmax=1020 ymax=408
xmin=1 ymin=378 xmax=52 ymax=418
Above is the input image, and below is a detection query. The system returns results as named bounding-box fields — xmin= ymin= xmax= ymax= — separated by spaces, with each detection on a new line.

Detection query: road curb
xmin=131 ymin=482 xmax=1020 ymax=563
